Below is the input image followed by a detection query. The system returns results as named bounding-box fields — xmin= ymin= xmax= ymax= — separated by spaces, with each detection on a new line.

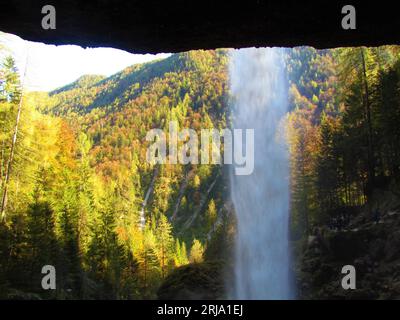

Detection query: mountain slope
xmin=46 ymin=49 xmax=230 ymax=244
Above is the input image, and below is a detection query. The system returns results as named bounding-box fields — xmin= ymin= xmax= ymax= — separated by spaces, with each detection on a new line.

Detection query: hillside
xmin=2 ymin=45 xmax=400 ymax=300
xmin=0 ymin=49 xmax=232 ymax=299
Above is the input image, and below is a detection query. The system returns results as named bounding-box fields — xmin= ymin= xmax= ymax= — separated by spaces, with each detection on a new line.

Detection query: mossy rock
xmin=157 ymin=261 xmax=225 ymax=300
xmin=6 ymin=289 xmax=42 ymax=300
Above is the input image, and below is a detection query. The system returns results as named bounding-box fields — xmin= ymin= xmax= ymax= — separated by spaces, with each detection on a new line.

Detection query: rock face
xmin=1 ymin=0 xmax=400 ymax=53
xmin=298 ymin=209 xmax=400 ymax=299
xmin=157 ymin=262 xmax=226 ymax=300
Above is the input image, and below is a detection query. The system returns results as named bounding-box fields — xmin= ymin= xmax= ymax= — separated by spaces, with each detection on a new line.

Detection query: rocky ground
xmin=157 ymin=262 xmax=227 ymax=300
xmin=297 ymin=189 xmax=400 ymax=299
xmin=158 ymin=188 xmax=400 ymax=300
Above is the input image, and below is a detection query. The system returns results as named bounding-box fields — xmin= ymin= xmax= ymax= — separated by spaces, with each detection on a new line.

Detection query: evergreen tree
xmin=155 ymin=214 xmax=173 ymax=279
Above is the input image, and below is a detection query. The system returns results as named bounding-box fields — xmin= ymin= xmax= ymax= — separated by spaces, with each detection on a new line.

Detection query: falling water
xmin=230 ymin=48 xmax=292 ymax=299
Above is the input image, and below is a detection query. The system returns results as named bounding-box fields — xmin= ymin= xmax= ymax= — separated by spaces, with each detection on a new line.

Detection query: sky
xmin=0 ymin=32 xmax=170 ymax=92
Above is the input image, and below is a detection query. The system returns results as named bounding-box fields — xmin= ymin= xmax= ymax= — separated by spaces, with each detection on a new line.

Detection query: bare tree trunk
xmin=360 ymin=48 xmax=375 ymax=192
xmin=0 ymin=138 xmax=4 ymax=185
xmin=1 ymin=95 xmax=23 ymax=222
xmin=161 ymin=244 xmax=165 ymax=279
xmin=143 ymin=252 xmax=148 ymax=297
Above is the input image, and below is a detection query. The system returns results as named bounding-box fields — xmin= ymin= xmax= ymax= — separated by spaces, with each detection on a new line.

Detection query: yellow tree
xmin=206 ymin=199 xmax=217 ymax=230
xmin=0 ymin=56 xmax=22 ymax=221
xmin=189 ymin=239 xmax=204 ymax=263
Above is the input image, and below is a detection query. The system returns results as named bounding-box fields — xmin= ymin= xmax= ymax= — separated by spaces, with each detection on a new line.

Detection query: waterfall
xmin=229 ymin=47 xmax=292 ymax=300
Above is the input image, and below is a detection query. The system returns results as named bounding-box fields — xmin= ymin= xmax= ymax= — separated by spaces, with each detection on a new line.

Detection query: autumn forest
xmin=1 ymin=43 xmax=400 ymax=299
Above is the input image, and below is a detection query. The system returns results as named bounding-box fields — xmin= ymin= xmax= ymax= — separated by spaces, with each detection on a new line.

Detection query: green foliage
xmin=3 ymin=42 xmax=400 ymax=299
xmin=173 ymin=238 xmax=189 ymax=267
xmin=0 ymin=49 xmax=227 ymax=299
xmin=0 ymin=56 xmax=21 ymax=103
xmin=155 ymin=214 xmax=174 ymax=279
xmin=287 ymin=45 xmax=400 ymax=236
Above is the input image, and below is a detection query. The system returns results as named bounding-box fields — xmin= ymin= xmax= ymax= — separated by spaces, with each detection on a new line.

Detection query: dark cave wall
xmin=0 ymin=0 xmax=399 ymax=53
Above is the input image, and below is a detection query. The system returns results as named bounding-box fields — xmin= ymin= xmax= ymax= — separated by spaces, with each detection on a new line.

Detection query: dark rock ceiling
xmin=0 ymin=0 xmax=399 ymax=53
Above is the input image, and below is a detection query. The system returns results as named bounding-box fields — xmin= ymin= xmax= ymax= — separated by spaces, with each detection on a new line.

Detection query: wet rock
xmin=369 ymin=239 xmax=385 ymax=260
xmin=298 ymin=218 xmax=400 ymax=298
xmin=384 ymin=230 xmax=400 ymax=262
xmin=327 ymin=230 xmax=367 ymax=261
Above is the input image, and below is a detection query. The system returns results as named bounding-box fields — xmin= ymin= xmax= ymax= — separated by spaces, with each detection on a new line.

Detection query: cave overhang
xmin=0 ymin=0 xmax=399 ymax=53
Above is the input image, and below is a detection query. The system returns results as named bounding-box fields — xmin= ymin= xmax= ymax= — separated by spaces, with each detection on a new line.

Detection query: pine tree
xmin=174 ymin=238 xmax=189 ymax=267
xmin=155 ymin=214 xmax=173 ymax=279
xmin=0 ymin=56 xmax=22 ymax=221
xmin=136 ymin=227 xmax=160 ymax=298
xmin=0 ymin=56 xmax=21 ymax=103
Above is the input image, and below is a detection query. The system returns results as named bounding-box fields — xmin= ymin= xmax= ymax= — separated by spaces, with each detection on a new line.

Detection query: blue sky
xmin=0 ymin=32 xmax=170 ymax=92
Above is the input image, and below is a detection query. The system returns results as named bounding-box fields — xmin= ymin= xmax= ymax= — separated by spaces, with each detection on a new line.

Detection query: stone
xmin=0 ymin=1 xmax=400 ymax=54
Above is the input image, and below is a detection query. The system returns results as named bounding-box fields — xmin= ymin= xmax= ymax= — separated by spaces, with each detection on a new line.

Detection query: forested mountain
xmin=0 ymin=49 xmax=231 ymax=299
xmin=1 ymin=44 xmax=400 ymax=299
xmin=286 ymin=46 xmax=400 ymax=298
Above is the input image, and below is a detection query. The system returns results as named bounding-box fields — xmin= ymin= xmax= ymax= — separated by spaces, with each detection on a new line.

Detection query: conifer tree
xmin=155 ymin=214 xmax=173 ymax=279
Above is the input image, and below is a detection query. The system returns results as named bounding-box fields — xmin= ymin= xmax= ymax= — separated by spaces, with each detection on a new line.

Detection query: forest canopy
xmin=1 ymin=44 xmax=400 ymax=299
